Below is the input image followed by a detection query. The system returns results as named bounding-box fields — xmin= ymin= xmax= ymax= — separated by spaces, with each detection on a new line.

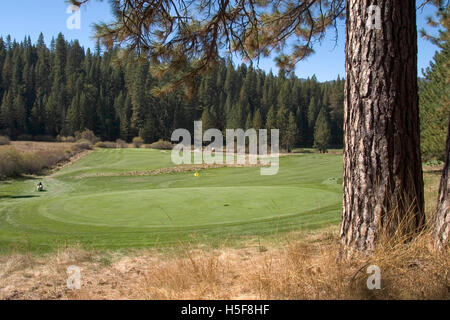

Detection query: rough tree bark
xmin=340 ymin=0 xmax=425 ymax=253
xmin=434 ymin=117 xmax=449 ymax=250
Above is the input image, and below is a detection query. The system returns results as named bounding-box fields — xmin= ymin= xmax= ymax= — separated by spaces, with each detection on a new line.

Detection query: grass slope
xmin=0 ymin=149 xmax=342 ymax=252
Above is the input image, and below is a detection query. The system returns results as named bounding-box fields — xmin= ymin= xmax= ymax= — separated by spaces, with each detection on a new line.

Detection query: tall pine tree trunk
xmin=434 ymin=117 xmax=449 ymax=250
xmin=341 ymin=0 xmax=425 ymax=253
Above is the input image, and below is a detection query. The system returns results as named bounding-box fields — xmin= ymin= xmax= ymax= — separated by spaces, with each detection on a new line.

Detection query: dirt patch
xmin=76 ymin=162 xmax=262 ymax=179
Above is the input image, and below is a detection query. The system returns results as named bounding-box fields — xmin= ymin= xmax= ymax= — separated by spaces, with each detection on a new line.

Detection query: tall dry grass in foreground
xmin=0 ymin=227 xmax=448 ymax=300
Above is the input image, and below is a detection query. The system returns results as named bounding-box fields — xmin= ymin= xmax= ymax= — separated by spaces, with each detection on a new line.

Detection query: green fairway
xmin=0 ymin=149 xmax=342 ymax=252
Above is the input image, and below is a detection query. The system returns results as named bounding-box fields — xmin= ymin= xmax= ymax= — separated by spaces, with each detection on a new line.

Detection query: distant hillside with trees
xmin=0 ymin=33 xmax=344 ymax=151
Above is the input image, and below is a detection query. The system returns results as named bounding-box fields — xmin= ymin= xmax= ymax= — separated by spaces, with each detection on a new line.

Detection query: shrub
xmin=115 ymin=139 xmax=128 ymax=148
xmin=0 ymin=143 xmax=85 ymax=179
xmin=132 ymin=137 xmax=144 ymax=148
xmin=75 ymin=129 xmax=100 ymax=144
xmin=0 ymin=148 xmax=23 ymax=178
xmin=105 ymin=141 xmax=118 ymax=148
xmin=95 ymin=141 xmax=117 ymax=149
xmin=147 ymin=140 xmax=173 ymax=150
xmin=34 ymin=150 xmax=71 ymax=169
xmin=20 ymin=152 xmax=44 ymax=174
xmin=72 ymin=139 xmax=93 ymax=152
xmin=57 ymin=135 xmax=76 ymax=143
xmin=0 ymin=136 xmax=10 ymax=145
xmin=94 ymin=142 xmax=106 ymax=148
xmin=0 ymin=148 xmax=73 ymax=178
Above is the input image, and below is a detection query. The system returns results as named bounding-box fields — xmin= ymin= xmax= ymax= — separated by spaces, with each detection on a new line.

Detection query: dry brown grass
xmin=0 ymin=141 xmax=74 ymax=154
xmin=76 ymin=162 xmax=261 ymax=179
xmin=0 ymin=227 xmax=447 ymax=300
xmin=0 ymin=141 xmax=90 ymax=179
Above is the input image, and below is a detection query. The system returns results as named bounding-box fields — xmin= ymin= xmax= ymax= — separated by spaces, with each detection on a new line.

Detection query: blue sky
xmin=0 ymin=0 xmax=442 ymax=81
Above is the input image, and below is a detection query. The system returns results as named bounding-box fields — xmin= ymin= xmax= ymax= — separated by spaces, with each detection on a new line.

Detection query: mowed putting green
xmin=0 ymin=149 xmax=343 ymax=252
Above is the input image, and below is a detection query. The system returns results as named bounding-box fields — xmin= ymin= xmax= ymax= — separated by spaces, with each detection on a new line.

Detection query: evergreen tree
xmin=419 ymin=40 xmax=449 ymax=161
xmin=0 ymin=90 xmax=14 ymax=137
xmin=30 ymin=92 xmax=46 ymax=135
xmin=79 ymin=91 xmax=92 ymax=131
xmin=265 ymin=106 xmax=277 ymax=145
xmin=13 ymin=93 xmax=27 ymax=134
xmin=277 ymin=80 xmax=292 ymax=112
xmin=224 ymin=62 xmax=238 ymax=102
xmin=307 ymin=96 xmax=319 ymax=129
xmin=119 ymin=95 xmax=132 ymax=141
xmin=245 ymin=113 xmax=253 ymax=130
xmin=276 ymin=106 xmax=289 ymax=147
xmin=226 ymin=103 xmax=243 ymax=129
xmin=283 ymin=112 xmax=298 ymax=152
xmin=130 ymin=63 xmax=147 ymax=132
xmin=327 ymin=77 xmax=344 ymax=146
xmin=201 ymin=107 xmax=215 ymax=132
xmin=265 ymin=106 xmax=277 ymax=131
xmin=313 ymin=107 xmax=331 ymax=153
xmin=252 ymin=109 xmax=262 ymax=131
xmin=66 ymin=95 xmax=80 ymax=134
xmin=140 ymin=115 xmax=158 ymax=143
xmin=45 ymin=82 xmax=63 ymax=135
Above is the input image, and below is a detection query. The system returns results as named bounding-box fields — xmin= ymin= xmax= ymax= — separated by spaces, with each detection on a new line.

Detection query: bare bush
xmin=0 ymin=136 xmax=10 ymax=146
xmin=132 ymin=137 xmax=144 ymax=148
xmin=147 ymin=140 xmax=173 ymax=150
xmin=57 ymin=135 xmax=76 ymax=143
xmin=0 ymin=146 xmax=75 ymax=179
xmin=75 ymin=130 xmax=100 ymax=144
xmin=72 ymin=139 xmax=93 ymax=153
xmin=19 ymin=152 xmax=43 ymax=174
xmin=0 ymin=148 xmax=23 ymax=178
xmin=95 ymin=141 xmax=117 ymax=149
xmin=115 ymin=139 xmax=128 ymax=148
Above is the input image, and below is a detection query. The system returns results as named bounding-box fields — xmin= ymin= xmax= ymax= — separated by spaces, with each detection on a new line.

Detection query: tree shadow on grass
xmin=0 ymin=194 xmax=41 ymax=199
xmin=0 ymin=176 xmax=41 ymax=184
